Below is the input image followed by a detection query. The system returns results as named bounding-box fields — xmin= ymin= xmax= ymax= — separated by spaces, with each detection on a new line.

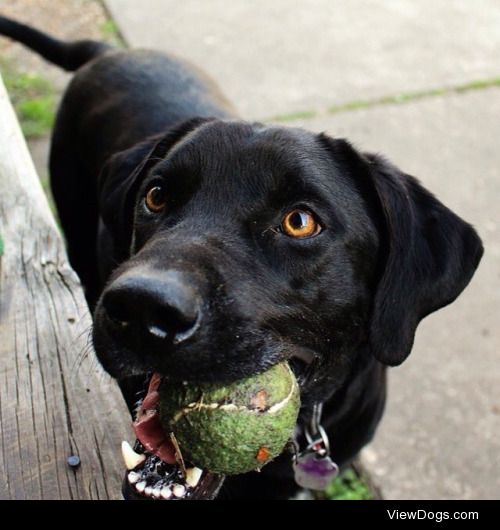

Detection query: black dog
xmin=0 ymin=15 xmax=483 ymax=500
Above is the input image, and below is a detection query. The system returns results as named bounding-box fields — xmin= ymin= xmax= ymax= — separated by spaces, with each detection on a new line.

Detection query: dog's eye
xmin=145 ymin=185 xmax=167 ymax=213
xmin=280 ymin=209 xmax=322 ymax=238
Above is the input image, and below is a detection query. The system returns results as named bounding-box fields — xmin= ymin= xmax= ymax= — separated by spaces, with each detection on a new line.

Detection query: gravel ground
xmin=0 ymin=0 xmax=117 ymax=177
xmin=0 ymin=0 xmax=114 ymax=90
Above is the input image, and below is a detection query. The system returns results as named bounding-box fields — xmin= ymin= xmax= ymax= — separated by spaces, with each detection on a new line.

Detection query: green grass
xmin=99 ymin=17 xmax=125 ymax=47
xmin=455 ymin=76 xmax=500 ymax=93
xmin=325 ymin=88 xmax=447 ymax=115
xmin=323 ymin=468 xmax=374 ymax=500
xmin=16 ymin=96 xmax=55 ymax=137
xmin=1 ymin=62 xmax=56 ymax=138
xmin=0 ymin=60 xmax=59 ymax=217
xmin=271 ymin=109 xmax=318 ymax=122
xmin=100 ymin=19 xmax=120 ymax=38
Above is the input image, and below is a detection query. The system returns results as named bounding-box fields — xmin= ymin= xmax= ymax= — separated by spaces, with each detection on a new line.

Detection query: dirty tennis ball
xmin=159 ymin=362 xmax=300 ymax=475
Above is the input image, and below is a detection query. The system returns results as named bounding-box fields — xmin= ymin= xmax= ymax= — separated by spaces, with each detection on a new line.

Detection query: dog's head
xmin=92 ymin=118 xmax=482 ymax=498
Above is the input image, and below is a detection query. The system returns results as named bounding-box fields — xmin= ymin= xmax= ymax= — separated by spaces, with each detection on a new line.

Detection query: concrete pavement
xmin=105 ymin=0 xmax=500 ymax=499
xmin=107 ymin=0 xmax=500 ymax=119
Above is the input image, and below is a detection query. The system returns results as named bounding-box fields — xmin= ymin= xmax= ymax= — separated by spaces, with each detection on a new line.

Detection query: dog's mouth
xmin=121 ymin=373 xmax=224 ymax=500
xmin=120 ymin=351 xmax=314 ymax=500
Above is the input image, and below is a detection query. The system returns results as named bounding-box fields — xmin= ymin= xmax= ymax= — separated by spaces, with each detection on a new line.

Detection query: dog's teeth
xmin=172 ymin=484 xmax=186 ymax=498
xmin=152 ymin=486 xmax=162 ymax=499
xmin=135 ymin=481 xmax=147 ymax=493
xmin=127 ymin=471 xmax=141 ymax=484
xmin=185 ymin=467 xmax=203 ymax=488
xmin=145 ymin=486 xmax=153 ymax=496
xmin=121 ymin=440 xmax=146 ymax=470
xmin=161 ymin=486 xmax=172 ymax=499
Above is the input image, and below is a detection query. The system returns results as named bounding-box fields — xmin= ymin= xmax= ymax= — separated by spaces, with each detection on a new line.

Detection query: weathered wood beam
xmin=0 ymin=73 xmax=131 ymax=499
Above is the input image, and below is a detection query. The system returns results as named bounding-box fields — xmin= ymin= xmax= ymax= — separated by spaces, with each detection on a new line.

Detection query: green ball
xmin=159 ymin=362 xmax=300 ymax=475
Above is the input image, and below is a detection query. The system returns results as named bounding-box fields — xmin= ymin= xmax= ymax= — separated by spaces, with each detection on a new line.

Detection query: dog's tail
xmin=0 ymin=14 xmax=111 ymax=71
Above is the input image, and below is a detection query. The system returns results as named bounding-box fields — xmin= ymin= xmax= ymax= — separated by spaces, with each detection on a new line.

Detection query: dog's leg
xmin=50 ymin=129 xmax=100 ymax=308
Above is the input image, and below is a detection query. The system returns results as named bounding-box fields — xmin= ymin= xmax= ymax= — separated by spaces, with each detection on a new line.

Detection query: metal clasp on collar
xmin=293 ymin=402 xmax=339 ymax=491
xmin=304 ymin=402 xmax=330 ymax=457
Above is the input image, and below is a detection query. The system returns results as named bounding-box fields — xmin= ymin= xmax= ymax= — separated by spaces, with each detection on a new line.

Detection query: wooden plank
xmin=0 ymin=73 xmax=132 ymax=499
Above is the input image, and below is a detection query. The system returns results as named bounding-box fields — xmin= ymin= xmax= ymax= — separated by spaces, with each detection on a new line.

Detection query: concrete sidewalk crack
xmin=269 ymin=76 xmax=500 ymax=122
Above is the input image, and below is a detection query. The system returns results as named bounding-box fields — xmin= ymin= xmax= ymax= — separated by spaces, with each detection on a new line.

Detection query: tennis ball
xmin=159 ymin=362 xmax=300 ymax=475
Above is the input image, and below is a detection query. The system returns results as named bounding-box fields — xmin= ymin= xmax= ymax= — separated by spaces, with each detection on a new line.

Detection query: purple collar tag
xmin=293 ymin=403 xmax=339 ymax=491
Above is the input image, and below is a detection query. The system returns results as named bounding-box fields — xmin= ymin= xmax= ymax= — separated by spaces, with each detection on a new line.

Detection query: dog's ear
xmin=364 ymin=153 xmax=483 ymax=365
xmin=98 ymin=117 xmax=213 ymax=259
xmin=318 ymin=136 xmax=483 ymax=366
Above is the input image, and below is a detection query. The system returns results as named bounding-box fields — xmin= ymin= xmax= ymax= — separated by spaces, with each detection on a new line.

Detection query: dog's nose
xmin=102 ymin=269 xmax=201 ymax=345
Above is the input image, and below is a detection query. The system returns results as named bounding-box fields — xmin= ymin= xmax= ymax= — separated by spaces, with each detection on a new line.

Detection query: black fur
xmin=0 ymin=15 xmax=483 ymax=500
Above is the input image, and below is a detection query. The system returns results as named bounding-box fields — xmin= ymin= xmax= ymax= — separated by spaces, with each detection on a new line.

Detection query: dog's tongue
xmin=133 ymin=373 xmax=177 ymax=464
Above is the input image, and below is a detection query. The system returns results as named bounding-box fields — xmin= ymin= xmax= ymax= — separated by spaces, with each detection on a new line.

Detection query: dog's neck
xmin=319 ymin=347 xmax=386 ymax=466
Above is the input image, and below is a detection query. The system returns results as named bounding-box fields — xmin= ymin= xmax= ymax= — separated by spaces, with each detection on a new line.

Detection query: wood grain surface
xmin=0 ymin=74 xmax=132 ymax=499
